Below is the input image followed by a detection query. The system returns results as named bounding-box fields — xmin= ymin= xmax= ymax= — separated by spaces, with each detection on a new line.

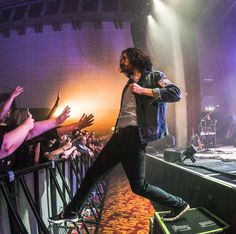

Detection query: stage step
xmin=150 ymin=207 xmax=230 ymax=234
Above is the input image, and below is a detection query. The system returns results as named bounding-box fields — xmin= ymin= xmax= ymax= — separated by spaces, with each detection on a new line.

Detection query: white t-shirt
xmin=116 ymin=77 xmax=140 ymax=128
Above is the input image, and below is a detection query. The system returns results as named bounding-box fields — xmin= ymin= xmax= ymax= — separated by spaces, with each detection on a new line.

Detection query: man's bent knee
xmin=131 ymin=183 xmax=148 ymax=196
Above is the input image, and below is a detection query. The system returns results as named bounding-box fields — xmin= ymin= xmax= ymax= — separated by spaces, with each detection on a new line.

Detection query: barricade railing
xmin=0 ymin=153 xmax=108 ymax=234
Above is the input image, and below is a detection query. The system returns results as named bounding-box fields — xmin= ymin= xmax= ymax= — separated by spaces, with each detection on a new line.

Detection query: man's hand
xmin=129 ymin=83 xmax=154 ymax=97
xmin=77 ymin=113 xmax=94 ymax=130
xmin=129 ymin=83 xmax=144 ymax=95
xmin=11 ymin=86 xmax=24 ymax=99
xmin=56 ymin=106 xmax=71 ymax=125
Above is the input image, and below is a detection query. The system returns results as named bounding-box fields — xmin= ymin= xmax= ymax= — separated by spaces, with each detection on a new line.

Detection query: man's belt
xmin=115 ymin=126 xmax=138 ymax=134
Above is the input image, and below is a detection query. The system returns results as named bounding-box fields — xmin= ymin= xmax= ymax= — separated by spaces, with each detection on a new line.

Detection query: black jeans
xmin=65 ymin=127 xmax=184 ymax=213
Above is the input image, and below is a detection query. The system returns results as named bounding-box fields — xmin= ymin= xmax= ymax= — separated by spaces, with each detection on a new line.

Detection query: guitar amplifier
xmin=151 ymin=207 xmax=229 ymax=234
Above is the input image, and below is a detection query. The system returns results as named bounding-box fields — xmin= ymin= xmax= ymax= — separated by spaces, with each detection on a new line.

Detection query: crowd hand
xmin=71 ymin=148 xmax=80 ymax=159
xmin=62 ymin=146 xmax=77 ymax=159
xmin=56 ymin=92 xmax=60 ymax=102
xmin=11 ymin=86 xmax=24 ymax=99
xmin=23 ymin=113 xmax=34 ymax=130
xmin=63 ymin=140 xmax=72 ymax=150
xmin=56 ymin=106 xmax=70 ymax=125
xmin=54 ymin=92 xmax=60 ymax=107
xmin=129 ymin=83 xmax=144 ymax=95
xmin=89 ymin=151 xmax=94 ymax=158
xmin=61 ymin=154 xmax=68 ymax=160
xmin=77 ymin=113 xmax=94 ymax=129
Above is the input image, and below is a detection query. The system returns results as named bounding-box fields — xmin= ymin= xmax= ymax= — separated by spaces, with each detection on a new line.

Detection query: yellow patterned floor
xmin=98 ymin=165 xmax=155 ymax=233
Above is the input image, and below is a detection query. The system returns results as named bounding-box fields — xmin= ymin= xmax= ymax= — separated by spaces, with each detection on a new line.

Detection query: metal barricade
xmin=0 ymin=154 xmax=108 ymax=234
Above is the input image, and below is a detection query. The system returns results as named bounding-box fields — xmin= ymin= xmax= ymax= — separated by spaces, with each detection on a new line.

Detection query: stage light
xmin=164 ymin=145 xmax=198 ymax=163
xmin=147 ymin=14 xmax=155 ymax=25
xmin=181 ymin=145 xmax=198 ymax=163
xmin=150 ymin=0 xmax=178 ymax=36
xmin=139 ymin=0 xmax=152 ymax=17
xmin=153 ymin=0 xmax=166 ymax=14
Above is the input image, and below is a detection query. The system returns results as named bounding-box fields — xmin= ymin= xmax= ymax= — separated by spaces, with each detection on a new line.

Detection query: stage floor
xmin=146 ymin=146 xmax=236 ymax=225
xmin=146 ymin=145 xmax=236 ymax=188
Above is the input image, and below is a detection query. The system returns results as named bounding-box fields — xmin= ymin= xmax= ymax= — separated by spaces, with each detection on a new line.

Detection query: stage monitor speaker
xmin=152 ymin=207 xmax=230 ymax=234
xmin=163 ymin=148 xmax=182 ymax=163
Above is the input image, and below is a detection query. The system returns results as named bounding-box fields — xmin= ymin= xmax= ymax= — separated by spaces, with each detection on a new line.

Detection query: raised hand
xmin=61 ymin=146 xmax=77 ymax=159
xmin=56 ymin=106 xmax=71 ymax=125
xmin=77 ymin=113 xmax=94 ymax=130
xmin=46 ymin=91 xmax=61 ymax=119
xmin=71 ymin=149 xmax=81 ymax=159
xmin=11 ymin=86 xmax=24 ymax=99
xmin=23 ymin=113 xmax=34 ymax=130
xmin=56 ymin=92 xmax=60 ymax=102
xmin=63 ymin=139 xmax=72 ymax=150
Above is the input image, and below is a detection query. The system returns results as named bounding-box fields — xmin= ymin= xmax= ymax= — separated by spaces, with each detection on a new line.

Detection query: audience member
xmin=0 ymin=114 xmax=34 ymax=161
xmin=0 ymin=86 xmax=23 ymax=123
xmin=0 ymin=86 xmax=35 ymax=161
xmin=0 ymin=86 xmax=96 ymax=172
xmin=76 ymin=136 xmax=94 ymax=158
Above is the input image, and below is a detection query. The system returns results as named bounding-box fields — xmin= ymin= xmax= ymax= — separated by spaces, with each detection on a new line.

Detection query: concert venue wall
xmin=0 ymin=22 xmax=133 ymax=134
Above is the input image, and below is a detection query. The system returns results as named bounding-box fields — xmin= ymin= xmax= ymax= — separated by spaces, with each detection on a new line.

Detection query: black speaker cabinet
xmin=163 ymin=148 xmax=183 ymax=163
xmin=152 ymin=207 xmax=229 ymax=234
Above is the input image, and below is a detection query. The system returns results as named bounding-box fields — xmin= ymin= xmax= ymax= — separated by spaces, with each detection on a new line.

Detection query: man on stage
xmin=49 ymin=47 xmax=189 ymax=223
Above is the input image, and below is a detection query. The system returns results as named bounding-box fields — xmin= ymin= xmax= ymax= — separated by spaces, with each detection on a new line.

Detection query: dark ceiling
xmin=0 ymin=0 xmax=143 ymax=37
xmin=0 ymin=0 xmax=232 ymax=38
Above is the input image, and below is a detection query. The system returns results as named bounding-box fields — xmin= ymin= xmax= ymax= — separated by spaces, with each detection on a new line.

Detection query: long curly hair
xmin=119 ymin=48 xmax=152 ymax=75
